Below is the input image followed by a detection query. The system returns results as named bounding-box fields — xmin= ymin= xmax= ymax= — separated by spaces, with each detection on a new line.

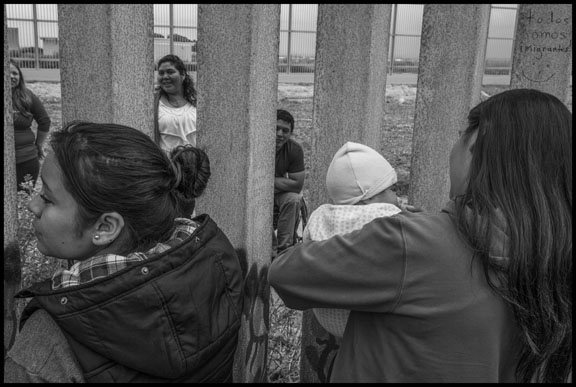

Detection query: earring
xmin=94 ymin=235 xmax=100 ymax=240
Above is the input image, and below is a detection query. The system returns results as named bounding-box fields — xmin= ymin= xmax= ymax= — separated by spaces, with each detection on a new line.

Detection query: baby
xmin=303 ymin=141 xmax=402 ymax=337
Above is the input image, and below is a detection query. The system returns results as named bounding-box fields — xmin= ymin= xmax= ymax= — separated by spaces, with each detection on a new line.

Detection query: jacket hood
xmin=17 ymin=214 xmax=243 ymax=380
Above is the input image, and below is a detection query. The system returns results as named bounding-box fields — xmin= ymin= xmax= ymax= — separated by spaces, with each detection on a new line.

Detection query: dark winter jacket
xmin=6 ymin=214 xmax=244 ymax=383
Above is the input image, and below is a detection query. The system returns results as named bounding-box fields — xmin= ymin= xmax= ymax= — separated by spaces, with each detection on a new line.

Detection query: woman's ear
xmin=92 ymin=212 xmax=125 ymax=246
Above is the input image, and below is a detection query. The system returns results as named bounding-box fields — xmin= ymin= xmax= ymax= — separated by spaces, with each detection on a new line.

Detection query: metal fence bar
xmin=169 ymin=4 xmax=174 ymax=55
xmin=389 ymin=4 xmax=398 ymax=75
xmin=32 ymin=4 xmax=39 ymax=70
xmin=389 ymin=4 xmax=423 ymax=74
xmin=7 ymin=4 xmax=58 ymax=70
xmin=287 ymin=4 xmax=292 ymax=74
xmin=490 ymin=4 xmax=518 ymax=76
xmin=6 ymin=4 xmax=524 ymax=76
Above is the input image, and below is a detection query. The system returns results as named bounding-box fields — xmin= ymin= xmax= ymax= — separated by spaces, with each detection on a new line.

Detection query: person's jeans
xmin=272 ymin=191 xmax=302 ymax=254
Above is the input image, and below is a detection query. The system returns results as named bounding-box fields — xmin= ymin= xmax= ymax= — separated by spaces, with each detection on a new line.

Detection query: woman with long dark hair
xmin=5 ymin=121 xmax=243 ymax=383
xmin=269 ymin=89 xmax=572 ymax=383
xmin=10 ymin=59 xmax=51 ymax=191
xmin=153 ymin=54 xmax=198 ymax=151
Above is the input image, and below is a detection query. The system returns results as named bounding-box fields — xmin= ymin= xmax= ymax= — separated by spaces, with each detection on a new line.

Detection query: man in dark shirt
xmin=274 ymin=109 xmax=305 ymax=255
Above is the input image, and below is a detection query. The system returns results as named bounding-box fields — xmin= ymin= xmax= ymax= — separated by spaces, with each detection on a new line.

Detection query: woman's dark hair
xmin=157 ymin=54 xmax=197 ymax=107
xmin=49 ymin=121 xmax=210 ymax=254
xmin=10 ymin=59 xmax=33 ymax=118
xmin=169 ymin=144 xmax=211 ymax=217
xmin=453 ymin=89 xmax=572 ymax=383
xmin=277 ymin=109 xmax=294 ymax=133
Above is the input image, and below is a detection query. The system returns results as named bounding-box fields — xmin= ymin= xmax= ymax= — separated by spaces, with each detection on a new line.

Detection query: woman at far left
xmin=9 ymin=59 xmax=51 ymax=191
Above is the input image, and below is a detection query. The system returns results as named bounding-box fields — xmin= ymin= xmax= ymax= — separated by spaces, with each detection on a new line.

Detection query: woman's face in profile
xmin=449 ymin=129 xmax=477 ymax=199
xmin=10 ymin=64 xmax=20 ymax=89
xmin=27 ymin=153 xmax=96 ymax=261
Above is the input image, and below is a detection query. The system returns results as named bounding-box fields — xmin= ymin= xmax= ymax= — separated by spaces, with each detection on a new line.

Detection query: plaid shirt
xmin=52 ymin=218 xmax=199 ymax=290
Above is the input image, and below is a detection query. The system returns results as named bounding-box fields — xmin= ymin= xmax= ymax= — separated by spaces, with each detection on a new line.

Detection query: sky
xmin=6 ymin=4 xmax=518 ymax=59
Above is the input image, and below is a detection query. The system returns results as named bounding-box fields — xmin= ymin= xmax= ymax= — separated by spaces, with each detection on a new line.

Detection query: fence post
xmin=196 ymin=4 xmax=281 ymax=382
xmin=58 ymin=4 xmax=154 ymax=136
xmin=3 ymin=5 xmax=21 ymax=357
xmin=409 ymin=4 xmax=490 ymax=213
xmin=510 ymin=4 xmax=572 ymax=103
xmin=301 ymin=4 xmax=392 ymax=381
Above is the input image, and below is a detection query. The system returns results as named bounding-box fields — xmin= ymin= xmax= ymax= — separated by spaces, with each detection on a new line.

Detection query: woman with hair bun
xmin=5 ymin=121 xmax=243 ymax=383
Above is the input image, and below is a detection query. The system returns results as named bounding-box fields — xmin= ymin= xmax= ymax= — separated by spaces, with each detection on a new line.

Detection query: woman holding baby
xmin=269 ymin=89 xmax=572 ymax=383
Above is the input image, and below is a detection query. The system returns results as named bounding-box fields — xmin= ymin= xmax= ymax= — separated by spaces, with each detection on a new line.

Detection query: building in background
xmin=7 ymin=27 xmax=20 ymax=52
xmin=154 ymin=37 xmax=197 ymax=67
xmin=39 ymin=37 xmax=58 ymax=56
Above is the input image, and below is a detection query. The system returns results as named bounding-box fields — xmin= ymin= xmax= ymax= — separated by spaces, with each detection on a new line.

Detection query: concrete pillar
xmin=511 ymin=4 xmax=572 ymax=103
xmin=196 ymin=4 xmax=280 ymax=383
xmin=58 ymin=4 xmax=154 ymax=136
xmin=301 ymin=4 xmax=392 ymax=383
xmin=4 ymin=5 xmax=21 ymax=356
xmin=409 ymin=4 xmax=490 ymax=212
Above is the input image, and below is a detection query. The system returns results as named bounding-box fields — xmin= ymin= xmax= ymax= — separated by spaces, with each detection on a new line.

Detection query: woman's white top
xmin=158 ymin=99 xmax=197 ymax=152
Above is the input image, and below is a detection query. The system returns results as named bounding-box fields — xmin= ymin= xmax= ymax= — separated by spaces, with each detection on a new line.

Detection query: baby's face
xmin=359 ymin=187 xmax=399 ymax=207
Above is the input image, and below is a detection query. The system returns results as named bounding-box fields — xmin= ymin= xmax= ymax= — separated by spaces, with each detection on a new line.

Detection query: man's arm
xmin=274 ymin=171 xmax=305 ymax=194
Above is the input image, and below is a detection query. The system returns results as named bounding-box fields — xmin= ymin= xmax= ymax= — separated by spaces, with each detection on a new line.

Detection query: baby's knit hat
xmin=326 ymin=142 xmax=397 ymax=205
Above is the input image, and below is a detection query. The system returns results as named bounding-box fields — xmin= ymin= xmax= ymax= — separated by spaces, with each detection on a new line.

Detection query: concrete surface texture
xmin=510 ymin=4 xmax=572 ymax=102
xmin=409 ymin=4 xmax=490 ymax=213
xmin=58 ymin=4 xmax=155 ymax=136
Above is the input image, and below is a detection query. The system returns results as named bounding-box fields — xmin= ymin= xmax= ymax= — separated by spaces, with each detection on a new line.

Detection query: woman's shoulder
xmin=287 ymin=138 xmax=304 ymax=151
xmin=26 ymin=88 xmax=41 ymax=102
xmin=26 ymin=89 xmax=50 ymax=119
xmin=364 ymin=207 xmax=458 ymax=246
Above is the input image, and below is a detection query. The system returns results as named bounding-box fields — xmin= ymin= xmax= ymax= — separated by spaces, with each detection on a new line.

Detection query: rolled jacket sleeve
xmin=4 ymin=309 xmax=85 ymax=383
xmin=268 ymin=215 xmax=407 ymax=313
